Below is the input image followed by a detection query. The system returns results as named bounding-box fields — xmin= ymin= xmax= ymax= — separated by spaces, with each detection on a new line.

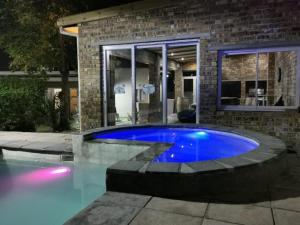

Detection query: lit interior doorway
xmin=103 ymin=39 xmax=200 ymax=127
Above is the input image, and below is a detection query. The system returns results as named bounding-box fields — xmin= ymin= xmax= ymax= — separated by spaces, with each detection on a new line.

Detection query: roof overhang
xmin=59 ymin=26 xmax=79 ymax=37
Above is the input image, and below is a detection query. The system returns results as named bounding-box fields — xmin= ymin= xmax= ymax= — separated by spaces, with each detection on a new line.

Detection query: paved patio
xmin=64 ymin=153 xmax=300 ymax=225
xmin=0 ymin=131 xmax=72 ymax=154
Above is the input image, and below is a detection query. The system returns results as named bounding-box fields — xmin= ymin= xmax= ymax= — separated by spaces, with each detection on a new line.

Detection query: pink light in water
xmin=50 ymin=167 xmax=70 ymax=174
xmin=16 ymin=166 xmax=71 ymax=186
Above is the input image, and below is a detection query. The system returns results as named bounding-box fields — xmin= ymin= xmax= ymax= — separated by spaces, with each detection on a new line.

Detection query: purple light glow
xmin=16 ymin=166 xmax=71 ymax=186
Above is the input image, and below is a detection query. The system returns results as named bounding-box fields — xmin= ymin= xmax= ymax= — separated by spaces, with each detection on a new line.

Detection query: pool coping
xmin=75 ymin=124 xmax=286 ymax=175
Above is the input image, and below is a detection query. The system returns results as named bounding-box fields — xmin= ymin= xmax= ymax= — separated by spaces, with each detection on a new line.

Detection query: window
xmin=218 ymin=47 xmax=300 ymax=110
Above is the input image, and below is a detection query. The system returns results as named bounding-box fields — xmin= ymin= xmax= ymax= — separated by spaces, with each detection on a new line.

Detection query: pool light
xmin=196 ymin=131 xmax=207 ymax=136
xmin=16 ymin=166 xmax=71 ymax=187
xmin=50 ymin=167 xmax=70 ymax=175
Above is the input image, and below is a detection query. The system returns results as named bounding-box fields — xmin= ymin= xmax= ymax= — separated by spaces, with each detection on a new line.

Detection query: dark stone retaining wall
xmin=104 ymin=125 xmax=288 ymax=199
xmin=77 ymin=0 xmax=300 ymax=151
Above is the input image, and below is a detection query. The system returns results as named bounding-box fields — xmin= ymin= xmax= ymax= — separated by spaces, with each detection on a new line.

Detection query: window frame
xmin=217 ymin=46 xmax=300 ymax=111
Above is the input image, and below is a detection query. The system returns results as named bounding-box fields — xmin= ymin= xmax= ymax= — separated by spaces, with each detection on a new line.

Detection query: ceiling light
xmin=181 ymin=57 xmax=184 ymax=61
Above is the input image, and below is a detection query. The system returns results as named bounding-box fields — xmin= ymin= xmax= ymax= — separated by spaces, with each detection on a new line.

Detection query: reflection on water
xmin=0 ymin=159 xmax=13 ymax=199
xmin=0 ymin=159 xmax=107 ymax=225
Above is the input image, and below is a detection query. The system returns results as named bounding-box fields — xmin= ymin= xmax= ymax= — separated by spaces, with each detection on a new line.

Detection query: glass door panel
xmin=135 ymin=47 xmax=163 ymax=124
xmin=167 ymin=45 xmax=197 ymax=124
xmin=106 ymin=49 xmax=132 ymax=126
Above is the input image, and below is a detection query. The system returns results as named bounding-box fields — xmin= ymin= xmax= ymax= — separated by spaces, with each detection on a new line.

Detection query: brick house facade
xmin=58 ymin=0 xmax=300 ymax=151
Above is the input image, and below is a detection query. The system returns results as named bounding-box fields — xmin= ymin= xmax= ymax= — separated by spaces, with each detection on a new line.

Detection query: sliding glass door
xmin=103 ymin=40 xmax=201 ymax=127
xmin=104 ymin=48 xmax=133 ymax=126
xmin=135 ymin=46 xmax=164 ymax=124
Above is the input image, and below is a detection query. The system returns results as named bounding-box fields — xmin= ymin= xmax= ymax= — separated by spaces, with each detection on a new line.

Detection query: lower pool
xmin=0 ymin=159 xmax=107 ymax=225
xmin=94 ymin=127 xmax=259 ymax=163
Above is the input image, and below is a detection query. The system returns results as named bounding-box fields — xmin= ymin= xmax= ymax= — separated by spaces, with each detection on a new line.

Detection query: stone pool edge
xmin=72 ymin=124 xmax=287 ymax=198
xmin=73 ymin=124 xmax=286 ymax=173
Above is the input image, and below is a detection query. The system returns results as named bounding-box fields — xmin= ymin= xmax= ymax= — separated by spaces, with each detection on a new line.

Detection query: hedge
xmin=0 ymin=76 xmax=47 ymax=131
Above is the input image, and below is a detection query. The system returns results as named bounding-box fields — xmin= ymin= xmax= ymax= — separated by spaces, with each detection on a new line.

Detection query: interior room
xmin=106 ymin=45 xmax=197 ymax=125
xmin=221 ymin=50 xmax=297 ymax=107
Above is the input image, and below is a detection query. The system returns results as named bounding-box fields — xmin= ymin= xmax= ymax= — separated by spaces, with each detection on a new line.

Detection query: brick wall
xmin=78 ymin=0 xmax=300 ymax=150
xmin=274 ymin=51 xmax=297 ymax=106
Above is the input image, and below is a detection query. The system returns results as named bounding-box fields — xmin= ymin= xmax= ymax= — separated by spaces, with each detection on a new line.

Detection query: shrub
xmin=0 ymin=76 xmax=47 ymax=131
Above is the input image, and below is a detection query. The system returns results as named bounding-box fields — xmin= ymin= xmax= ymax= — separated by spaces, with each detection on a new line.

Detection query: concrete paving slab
xmin=0 ymin=131 xmax=72 ymax=154
xmin=44 ymin=143 xmax=72 ymax=152
xmin=180 ymin=163 xmax=196 ymax=173
xmin=2 ymin=140 xmax=31 ymax=148
xmin=109 ymin=160 xmax=147 ymax=172
xmin=187 ymin=160 xmax=227 ymax=172
xmin=216 ymin=156 xmax=255 ymax=168
xmin=129 ymin=208 xmax=203 ymax=225
xmin=273 ymin=208 xmax=300 ymax=225
xmin=271 ymin=188 xmax=300 ymax=212
xmin=207 ymin=203 xmax=273 ymax=225
xmin=146 ymin=163 xmax=180 ymax=173
xmin=95 ymin=191 xmax=151 ymax=208
xmin=20 ymin=142 xmax=58 ymax=150
xmin=145 ymin=197 xmax=208 ymax=217
xmin=202 ymin=218 xmax=240 ymax=225
xmin=0 ymin=140 xmax=9 ymax=146
xmin=64 ymin=204 xmax=140 ymax=225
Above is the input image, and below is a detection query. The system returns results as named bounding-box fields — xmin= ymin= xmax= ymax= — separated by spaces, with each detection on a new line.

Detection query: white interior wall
xmin=115 ymin=68 xmax=149 ymax=118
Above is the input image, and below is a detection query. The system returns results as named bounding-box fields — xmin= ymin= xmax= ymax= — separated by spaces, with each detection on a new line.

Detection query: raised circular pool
xmin=93 ymin=127 xmax=259 ymax=163
xmin=80 ymin=124 xmax=287 ymax=199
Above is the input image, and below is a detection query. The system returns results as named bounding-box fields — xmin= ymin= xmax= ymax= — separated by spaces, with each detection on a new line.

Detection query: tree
xmin=0 ymin=0 xmax=80 ymax=130
xmin=0 ymin=0 xmax=141 ymax=130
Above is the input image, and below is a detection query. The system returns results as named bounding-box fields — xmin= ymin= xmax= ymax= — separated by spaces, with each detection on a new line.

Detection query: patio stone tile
xmin=129 ymin=208 xmax=203 ymax=225
xmin=187 ymin=160 xmax=227 ymax=172
xmin=44 ymin=143 xmax=72 ymax=152
xmin=180 ymin=163 xmax=196 ymax=173
xmin=273 ymin=208 xmax=300 ymax=225
xmin=108 ymin=160 xmax=146 ymax=172
xmin=271 ymin=188 xmax=300 ymax=212
xmin=146 ymin=163 xmax=180 ymax=173
xmin=95 ymin=191 xmax=151 ymax=208
xmin=2 ymin=140 xmax=31 ymax=149
xmin=207 ymin=203 xmax=273 ymax=225
xmin=202 ymin=218 xmax=240 ymax=225
xmin=0 ymin=140 xmax=10 ymax=146
xmin=145 ymin=197 xmax=208 ymax=217
xmin=241 ymin=151 xmax=276 ymax=162
xmin=20 ymin=142 xmax=57 ymax=150
xmin=216 ymin=156 xmax=254 ymax=168
xmin=64 ymin=204 xmax=140 ymax=225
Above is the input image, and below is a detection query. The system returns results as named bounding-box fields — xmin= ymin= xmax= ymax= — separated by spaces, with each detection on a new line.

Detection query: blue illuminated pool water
xmin=94 ymin=127 xmax=259 ymax=163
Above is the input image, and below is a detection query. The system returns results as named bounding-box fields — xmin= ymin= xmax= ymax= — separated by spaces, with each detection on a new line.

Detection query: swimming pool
xmin=93 ymin=127 xmax=259 ymax=163
xmin=0 ymin=159 xmax=107 ymax=225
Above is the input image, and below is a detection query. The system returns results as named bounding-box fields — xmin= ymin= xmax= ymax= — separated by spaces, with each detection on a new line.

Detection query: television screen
xmin=221 ymin=81 xmax=241 ymax=98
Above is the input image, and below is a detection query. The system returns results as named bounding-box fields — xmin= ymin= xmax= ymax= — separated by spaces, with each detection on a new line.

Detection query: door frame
xmin=102 ymin=39 xmax=201 ymax=127
xmin=182 ymin=76 xmax=197 ymax=104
